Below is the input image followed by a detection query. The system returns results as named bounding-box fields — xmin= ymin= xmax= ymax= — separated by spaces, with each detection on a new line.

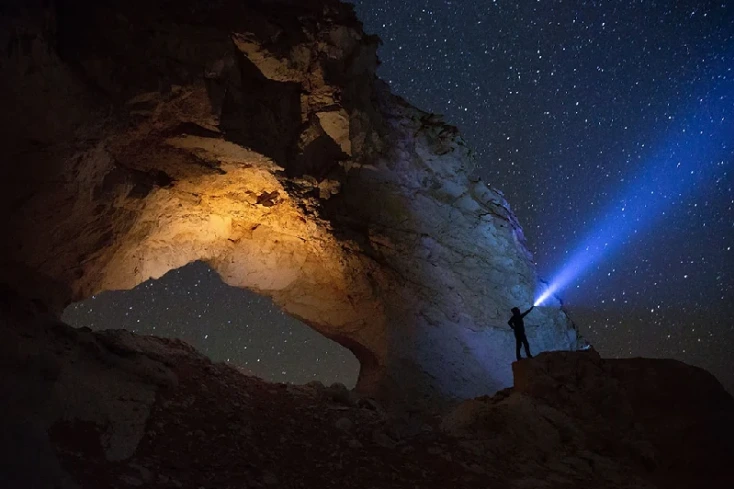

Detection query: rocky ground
xmin=4 ymin=310 xmax=726 ymax=489
xmin=50 ymin=345 xmax=498 ymax=489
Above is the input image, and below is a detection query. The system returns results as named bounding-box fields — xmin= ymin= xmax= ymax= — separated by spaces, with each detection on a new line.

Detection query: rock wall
xmin=0 ymin=0 xmax=580 ymax=405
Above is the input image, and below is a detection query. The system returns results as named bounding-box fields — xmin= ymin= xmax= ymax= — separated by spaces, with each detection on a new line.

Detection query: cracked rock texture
xmin=1 ymin=0 xmax=581 ymax=405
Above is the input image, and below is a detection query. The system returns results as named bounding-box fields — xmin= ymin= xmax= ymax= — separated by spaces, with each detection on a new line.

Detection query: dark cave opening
xmin=61 ymin=261 xmax=359 ymax=387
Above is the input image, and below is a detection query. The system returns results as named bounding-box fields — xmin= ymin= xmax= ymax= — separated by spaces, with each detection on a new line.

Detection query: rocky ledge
xmin=3 ymin=303 xmax=732 ymax=489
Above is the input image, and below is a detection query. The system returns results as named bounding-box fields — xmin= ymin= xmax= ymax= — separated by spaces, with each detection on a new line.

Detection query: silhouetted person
xmin=508 ymin=306 xmax=534 ymax=361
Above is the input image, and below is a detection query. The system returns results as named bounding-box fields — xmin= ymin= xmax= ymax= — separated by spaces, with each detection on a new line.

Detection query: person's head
xmin=511 ymin=307 xmax=520 ymax=315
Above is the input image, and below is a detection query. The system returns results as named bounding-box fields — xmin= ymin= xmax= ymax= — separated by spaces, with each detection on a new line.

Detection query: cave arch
xmin=62 ymin=261 xmax=360 ymax=387
xmin=0 ymin=0 xmax=580 ymax=406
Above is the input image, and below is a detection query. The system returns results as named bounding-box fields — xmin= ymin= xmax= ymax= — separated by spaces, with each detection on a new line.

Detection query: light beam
xmin=535 ymin=70 xmax=733 ymax=307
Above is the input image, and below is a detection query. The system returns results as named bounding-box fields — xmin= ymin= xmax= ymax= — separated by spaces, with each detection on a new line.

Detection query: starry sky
xmin=65 ymin=0 xmax=734 ymax=393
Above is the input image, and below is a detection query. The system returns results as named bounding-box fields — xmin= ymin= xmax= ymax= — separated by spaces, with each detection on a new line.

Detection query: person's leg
xmin=522 ymin=335 xmax=533 ymax=358
xmin=515 ymin=335 xmax=522 ymax=361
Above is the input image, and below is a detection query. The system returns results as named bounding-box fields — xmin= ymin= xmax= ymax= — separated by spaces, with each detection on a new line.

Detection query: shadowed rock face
xmin=0 ymin=0 xmax=581 ymax=405
xmin=4 ymin=309 xmax=732 ymax=489
xmin=443 ymin=350 xmax=734 ymax=489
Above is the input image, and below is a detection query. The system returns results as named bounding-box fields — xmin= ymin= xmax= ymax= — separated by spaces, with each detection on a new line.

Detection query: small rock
xmin=128 ymin=463 xmax=152 ymax=482
xmin=256 ymin=190 xmax=280 ymax=207
xmin=372 ymin=429 xmax=396 ymax=449
xmin=335 ymin=417 xmax=353 ymax=432
xmin=326 ymin=382 xmax=352 ymax=405
xmin=262 ymin=472 xmax=279 ymax=485
xmin=306 ymin=380 xmax=325 ymax=391
xmin=119 ymin=475 xmax=143 ymax=487
xmin=357 ymin=397 xmax=382 ymax=412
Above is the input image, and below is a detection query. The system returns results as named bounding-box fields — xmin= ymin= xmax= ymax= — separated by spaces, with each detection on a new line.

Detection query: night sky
xmin=65 ymin=1 xmax=734 ymax=392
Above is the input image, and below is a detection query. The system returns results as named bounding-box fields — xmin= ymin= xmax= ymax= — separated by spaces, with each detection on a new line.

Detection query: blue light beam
xmin=535 ymin=74 xmax=733 ymax=307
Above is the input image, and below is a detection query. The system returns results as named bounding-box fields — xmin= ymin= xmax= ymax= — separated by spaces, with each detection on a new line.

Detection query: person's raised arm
xmin=521 ymin=305 xmax=534 ymax=318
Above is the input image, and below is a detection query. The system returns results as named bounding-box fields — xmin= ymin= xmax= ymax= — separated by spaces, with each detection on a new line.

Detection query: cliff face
xmin=0 ymin=0 xmax=580 ymax=404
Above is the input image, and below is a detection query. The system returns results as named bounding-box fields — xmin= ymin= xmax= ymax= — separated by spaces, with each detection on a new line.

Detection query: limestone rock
xmin=0 ymin=0 xmax=581 ymax=407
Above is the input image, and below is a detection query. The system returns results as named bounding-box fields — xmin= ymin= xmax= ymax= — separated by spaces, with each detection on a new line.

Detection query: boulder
xmin=443 ymin=351 xmax=734 ymax=489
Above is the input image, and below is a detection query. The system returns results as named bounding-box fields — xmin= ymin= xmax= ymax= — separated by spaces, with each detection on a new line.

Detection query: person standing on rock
xmin=508 ymin=306 xmax=534 ymax=361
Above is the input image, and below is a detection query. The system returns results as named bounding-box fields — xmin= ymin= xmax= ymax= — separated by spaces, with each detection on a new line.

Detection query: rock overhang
xmin=0 ymin=0 xmax=580 ymax=406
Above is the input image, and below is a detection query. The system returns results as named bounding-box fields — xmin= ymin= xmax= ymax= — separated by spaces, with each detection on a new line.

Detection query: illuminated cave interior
xmin=62 ymin=261 xmax=359 ymax=387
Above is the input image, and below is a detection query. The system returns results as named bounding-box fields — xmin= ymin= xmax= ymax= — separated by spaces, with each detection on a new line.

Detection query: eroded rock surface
xmin=1 ymin=0 xmax=581 ymax=404
xmin=4 ymin=311 xmax=731 ymax=489
xmin=443 ymin=350 xmax=734 ymax=489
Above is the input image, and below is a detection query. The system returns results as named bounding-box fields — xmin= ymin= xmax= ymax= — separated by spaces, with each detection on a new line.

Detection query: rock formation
xmin=3 ymin=306 xmax=732 ymax=488
xmin=4 ymin=2 xmax=734 ymax=488
xmin=444 ymin=350 xmax=734 ymax=489
xmin=0 ymin=0 xmax=582 ymax=405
